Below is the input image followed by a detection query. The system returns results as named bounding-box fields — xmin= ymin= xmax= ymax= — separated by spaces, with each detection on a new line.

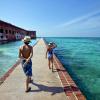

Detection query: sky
xmin=0 ymin=0 xmax=100 ymax=37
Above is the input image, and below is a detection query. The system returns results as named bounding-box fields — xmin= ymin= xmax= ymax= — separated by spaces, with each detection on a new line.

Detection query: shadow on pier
xmin=30 ymin=82 xmax=79 ymax=95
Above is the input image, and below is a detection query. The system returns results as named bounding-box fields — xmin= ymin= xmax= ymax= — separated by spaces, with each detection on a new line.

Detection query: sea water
xmin=45 ymin=37 xmax=100 ymax=100
xmin=0 ymin=39 xmax=38 ymax=78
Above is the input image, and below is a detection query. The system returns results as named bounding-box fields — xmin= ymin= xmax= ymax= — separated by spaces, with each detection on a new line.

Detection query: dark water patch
xmin=56 ymin=54 xmax=94 ymax=100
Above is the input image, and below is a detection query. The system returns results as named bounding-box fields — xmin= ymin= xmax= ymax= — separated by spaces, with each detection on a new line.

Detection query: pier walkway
xmin=0 ymin=38 xmax=67 ymax=100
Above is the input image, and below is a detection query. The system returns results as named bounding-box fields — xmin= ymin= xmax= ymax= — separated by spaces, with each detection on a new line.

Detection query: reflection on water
xmin=45 ymin=37 xmax=100 ymax=100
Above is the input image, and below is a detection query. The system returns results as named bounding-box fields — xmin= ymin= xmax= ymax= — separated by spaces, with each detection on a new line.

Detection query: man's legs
xmin=48 ymin=59 xmax=51 ymax=69
xmin=51 ymin=57 xmax=53 ymax=72
xmin=26 ymin=76 xmax=29 ymax=91
xmin=29 ymin=76 xmax=33 ymax=83
xmin=26 ymin=76 xmax=31 ymax=92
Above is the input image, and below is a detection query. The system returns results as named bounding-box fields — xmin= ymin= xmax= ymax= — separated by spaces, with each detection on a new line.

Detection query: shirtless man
xmin=46 ymin=42 xmax=57 ymax=72
xmin=19 ymin=36 xmax=33 ymax=92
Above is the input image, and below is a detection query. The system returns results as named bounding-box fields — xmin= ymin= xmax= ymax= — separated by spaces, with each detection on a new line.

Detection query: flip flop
xmin=25 ymin=87 xmax=31 ymax=92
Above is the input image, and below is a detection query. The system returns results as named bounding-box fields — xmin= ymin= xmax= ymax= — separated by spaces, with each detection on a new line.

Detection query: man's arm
xmin=52 ymin=43 xmax=57 ymax=49
xmin=18 ymin=47 xmax=26 ymax=60
xmin=18 ymin=48 xmax=23 ymax=59
xmin=18 ymin=48 xmax=21 ymax=58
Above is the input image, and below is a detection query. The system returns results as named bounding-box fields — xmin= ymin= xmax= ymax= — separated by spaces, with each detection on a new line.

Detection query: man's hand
xmin=26 ymin=58 xmax=30 ymax=63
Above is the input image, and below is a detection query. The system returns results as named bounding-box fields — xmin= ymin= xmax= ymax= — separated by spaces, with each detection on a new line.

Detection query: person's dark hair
xmin=24 ymin=42 xmax=30 ymax=45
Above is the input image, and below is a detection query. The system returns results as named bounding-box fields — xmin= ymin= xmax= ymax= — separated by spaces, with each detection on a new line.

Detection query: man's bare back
xmin=19 ymin=43 xmax=33 ymax=65
xmin=19 ymin=45 xmax=32 ymax=59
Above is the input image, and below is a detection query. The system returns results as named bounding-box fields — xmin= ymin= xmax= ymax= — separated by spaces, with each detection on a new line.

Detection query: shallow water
xmin=45 ymin=37 xmax=100 ymax=100
xmin=0 ymin=39 xmax=38 ymax=77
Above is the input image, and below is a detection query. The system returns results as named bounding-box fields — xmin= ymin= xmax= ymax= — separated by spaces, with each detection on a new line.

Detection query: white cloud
xmin=57 ymin=10 xmax=100 ymax=28
xmin=54 ymin=10 xmax=100 ymax=36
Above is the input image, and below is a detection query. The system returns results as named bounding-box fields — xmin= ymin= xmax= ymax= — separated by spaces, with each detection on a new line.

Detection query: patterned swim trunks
xmin=22 ymin=59 xmax=32 ymax=76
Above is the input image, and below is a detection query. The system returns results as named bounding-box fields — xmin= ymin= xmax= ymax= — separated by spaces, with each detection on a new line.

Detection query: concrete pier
xmin=0 ymin=38 xmax=86 ymax=100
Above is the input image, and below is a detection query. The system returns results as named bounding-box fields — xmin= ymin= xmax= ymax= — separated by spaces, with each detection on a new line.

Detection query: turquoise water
xmin=0 ymin=39 xmax=38 ymax=78
xmin=45 ymin=37 xmax=100 ymax=100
